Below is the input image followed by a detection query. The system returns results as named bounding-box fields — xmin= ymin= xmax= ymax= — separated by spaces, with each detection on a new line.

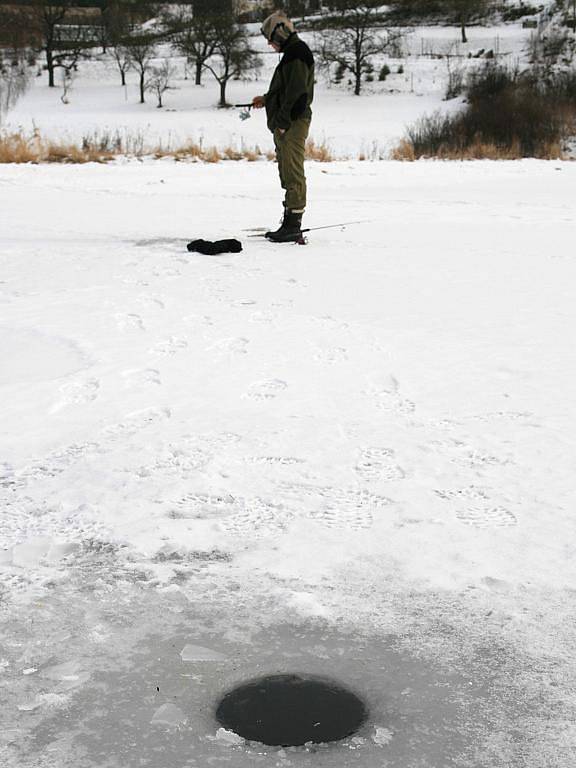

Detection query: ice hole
xmin=215 ymin=673 xmax=368 ymax=747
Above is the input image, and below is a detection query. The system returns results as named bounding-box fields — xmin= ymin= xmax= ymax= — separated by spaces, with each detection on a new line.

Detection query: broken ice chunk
xmin=373 ymin=726 xmax=394 ymax=746
xmin=17 ymin=698 xmax=41 ymax=712
xmin=39 ymin=661 xmax=80 ymax=682
xmin=215 ymin=727 xmax=244 ymax=745
xmin=151 ymin=703 xmax=187 ymax=728
xmin=180 ymin=644 xmax=227 ymax=662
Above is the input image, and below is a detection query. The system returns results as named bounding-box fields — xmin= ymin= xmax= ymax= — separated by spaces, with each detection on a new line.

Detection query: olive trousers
xmin=273 ymin=118 xmax=310 ymax=212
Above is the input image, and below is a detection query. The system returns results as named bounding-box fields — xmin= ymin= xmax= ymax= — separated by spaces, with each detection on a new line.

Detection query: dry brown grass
xmin=0 ymin=130 xmax=339 ymax=164
xmin=305 ymin=138 xmax=334 ymax=162
xmin=0 ymin=133 xmax=38 ymax=163
xmin=392 ymin=136 xmax=565 ymax=160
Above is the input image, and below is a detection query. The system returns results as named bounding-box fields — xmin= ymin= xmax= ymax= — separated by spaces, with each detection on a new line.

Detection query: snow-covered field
xmin=1 ymin=157 xmax=576 ymax=767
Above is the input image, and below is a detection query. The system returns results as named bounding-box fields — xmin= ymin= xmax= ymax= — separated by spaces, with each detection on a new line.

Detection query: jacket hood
xmin=261 ymin=11 xmax=295 ymax=45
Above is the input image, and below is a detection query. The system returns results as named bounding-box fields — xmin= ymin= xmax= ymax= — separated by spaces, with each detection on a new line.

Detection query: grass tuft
xmin=305 ymin=138 xmax=334 ymax=162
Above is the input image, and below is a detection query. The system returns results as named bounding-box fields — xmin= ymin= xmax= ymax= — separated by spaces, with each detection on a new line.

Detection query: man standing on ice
xmin=252 ymin=11 xmax=314 ymax=243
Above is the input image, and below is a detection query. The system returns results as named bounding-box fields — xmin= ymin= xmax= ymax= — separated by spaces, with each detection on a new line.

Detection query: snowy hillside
xmin=2 ymin=15 xmax=551 ymax=158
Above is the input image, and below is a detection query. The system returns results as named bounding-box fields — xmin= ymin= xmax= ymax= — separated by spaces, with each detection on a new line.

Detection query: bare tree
xmin=317 ymin=0 xmax=402 ymax=95
xmin=169 ymin=7 xmax=219 ymax=86
xmin=20 ymin=1 xmax=97 ymax=88
xmin=146 ymin=58 xmax=176 ymax=108
xmin=203 ymin=17 xmax=261 ymax=108
xmin=111 ymin=42 xmax=132 ymax=86
xmin=448 ymin=0 xmax=494 ymax=44
xmin=124 ymin=33 xmax=158 ymax=103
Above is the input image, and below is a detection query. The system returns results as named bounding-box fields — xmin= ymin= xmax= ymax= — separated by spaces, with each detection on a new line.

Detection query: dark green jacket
xmin=264 ymin=33 xmax=314 ymax=133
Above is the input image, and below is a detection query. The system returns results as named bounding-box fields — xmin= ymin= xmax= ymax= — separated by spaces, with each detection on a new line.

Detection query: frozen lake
xmin=1 ymin=159 xmax=575 ymax=766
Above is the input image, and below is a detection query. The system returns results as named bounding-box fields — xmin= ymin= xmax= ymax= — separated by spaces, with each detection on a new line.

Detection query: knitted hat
xmin=261 ymin=11 xmax=295 ymax=45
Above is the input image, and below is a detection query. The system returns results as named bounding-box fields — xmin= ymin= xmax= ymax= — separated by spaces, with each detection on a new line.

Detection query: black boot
xmin=265 ymin=210 xmax=303 ymax=243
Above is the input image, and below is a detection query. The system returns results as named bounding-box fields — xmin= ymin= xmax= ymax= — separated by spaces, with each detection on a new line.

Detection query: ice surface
xmin=1 ymin=148 xmax=575 ymax=766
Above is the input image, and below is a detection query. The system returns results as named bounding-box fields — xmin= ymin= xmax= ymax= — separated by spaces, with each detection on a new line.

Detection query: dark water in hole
xmin=216 ymin=673 xmax=368 ymax=746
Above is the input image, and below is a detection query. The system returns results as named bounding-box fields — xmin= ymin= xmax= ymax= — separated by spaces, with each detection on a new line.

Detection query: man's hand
xmin=252 ymin=95 xmax=265 ymax=109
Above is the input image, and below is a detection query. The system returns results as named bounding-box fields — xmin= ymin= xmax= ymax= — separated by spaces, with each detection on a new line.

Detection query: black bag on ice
xmin=186 ymin=239 xmax=242 ymax=255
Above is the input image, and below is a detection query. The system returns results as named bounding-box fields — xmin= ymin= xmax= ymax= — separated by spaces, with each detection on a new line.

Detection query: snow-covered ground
xmin=1 ymin=158 xmax=576 ymax=767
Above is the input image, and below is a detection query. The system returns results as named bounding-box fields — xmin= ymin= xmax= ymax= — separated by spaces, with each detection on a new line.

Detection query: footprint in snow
xmin=278 ymin=482 xmax=392 ymax=509
xmin=455 ymin=506 xmax=518 ymax=529
xmin=149 ymin=337 xmax=188 ymax=356
xmin=208 ymin=337 xmax=249 ymax=355
xmin=218 ymin=498 xmax=293 ymax=538
xmin=433 ymin=487 xmax=517 ymax=528
xmin=249 ymin=310 xmax=276 ymax=324
xmin=308 ymin=503 xmax=374 ymax=531
xmin=314 ymin=347 xmax=348 ymax=364
xmin=245 ymin=379 xmax=287 ymax=401
xmin=355 ymin=448 xmax=405 ymax=483
xmin=434 ymin=486 xmax=489 ymax=503
xmin=102 ymin=407 xmax=171 ymax=440
xmin=122 ymin=368 xmax=162 ymax=388
xmin=137 ymin=295 xmax=165 ymax=310
xmin=244 ymin=456 xmax=304 ymax=467
xmin=134 ymin=448 xmax=211 ymax=480
xmin=17 ymin=441 xmax=101 ymax=486
xmin=277 ymin=482 xmax=391 ymax=531
xmin=50 ymin=377 xmax=100 ymax=413
xmin=369 ymin=376 xmax=415 ymax=416
xmin=167 ymin=492 xmax=238 ymax=520
xmin=114 ymin=313 xmax=145 ymax=332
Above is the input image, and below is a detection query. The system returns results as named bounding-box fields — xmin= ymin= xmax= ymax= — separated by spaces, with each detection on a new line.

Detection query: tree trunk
xmin=461 ymin=20 xmax=467 ymax=44
xmin=354 ymin=69 xmax=361 ymax=96
xmin=47 ymin=47 xmax=55 ymax=87
xmin=121 ymin=68 xmax=126 ymax=86
xmin=139 ymin=71 xmax=145 ymax=103
xmin=195 ymin=59 xmax=202 ymax=85
xmin=219 ymin=79 xmax=227 ymax=107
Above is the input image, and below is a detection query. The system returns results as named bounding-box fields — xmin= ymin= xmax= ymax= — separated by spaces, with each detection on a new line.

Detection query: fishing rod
xmin=247 ymin=219 xmax=371 ymax=237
